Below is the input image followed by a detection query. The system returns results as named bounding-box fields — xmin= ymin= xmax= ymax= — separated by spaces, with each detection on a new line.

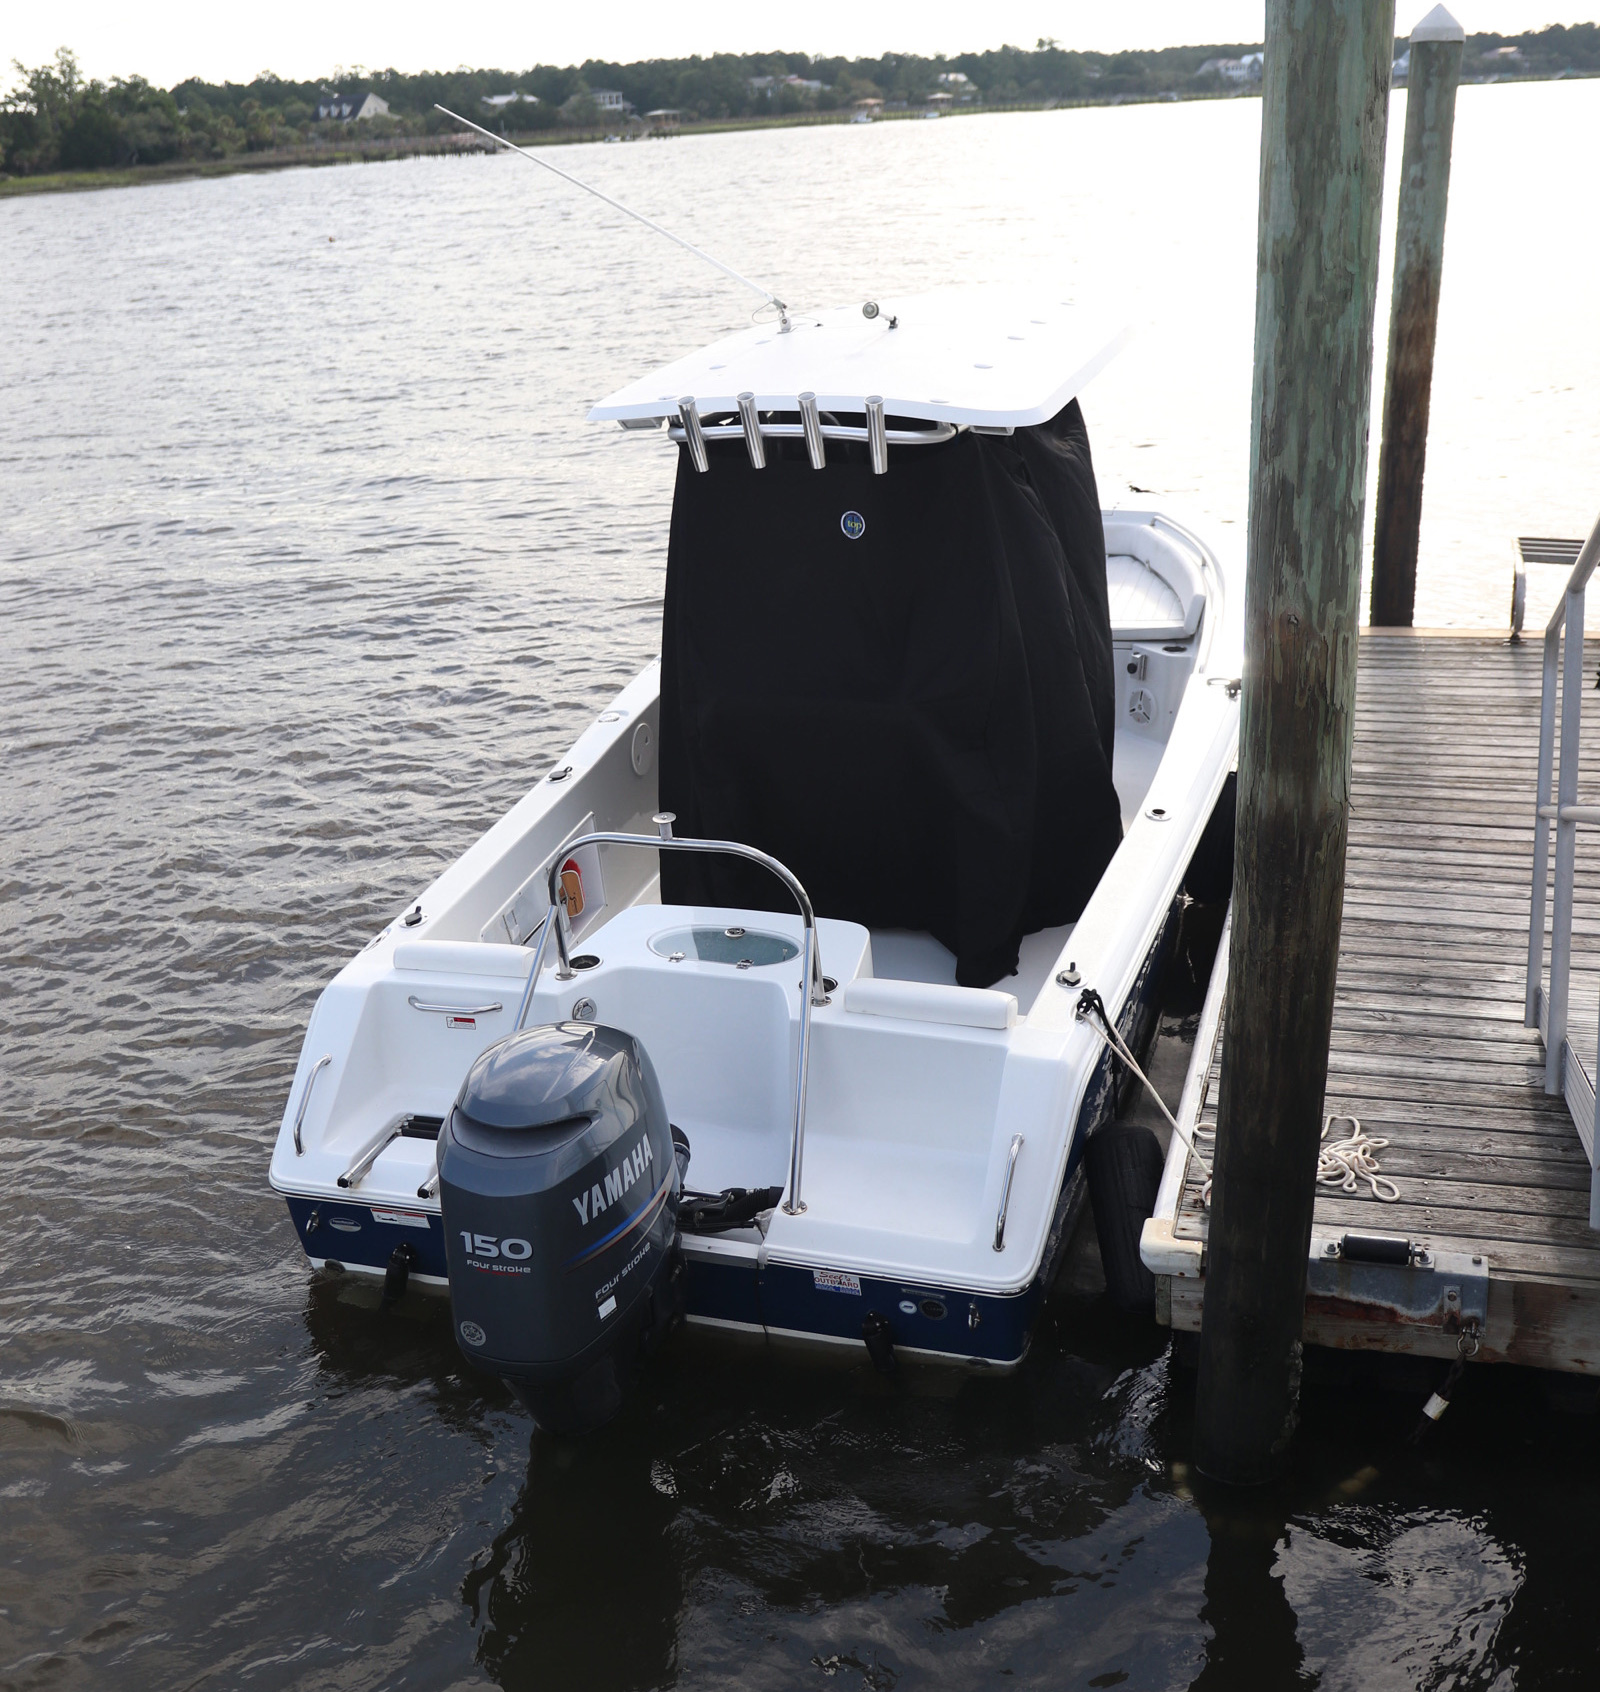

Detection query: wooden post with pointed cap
xmin=1368 ymin=6 xmax=1464 ymax=626
xmin=1193 ymin=0 xmax=1395 ymax=1486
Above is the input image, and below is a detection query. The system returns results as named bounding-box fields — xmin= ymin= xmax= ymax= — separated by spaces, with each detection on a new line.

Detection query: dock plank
xmin=1163 ymin=633 xmax=1600 ymax=1373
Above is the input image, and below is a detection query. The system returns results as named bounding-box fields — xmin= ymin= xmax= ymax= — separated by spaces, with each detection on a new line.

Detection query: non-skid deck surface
xmin=1170 ymin=633 xmax=1600 ymax=1371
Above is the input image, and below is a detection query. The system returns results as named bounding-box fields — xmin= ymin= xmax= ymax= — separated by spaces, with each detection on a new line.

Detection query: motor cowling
xmin=438 ymin=1021 xmax=682 ymax=1432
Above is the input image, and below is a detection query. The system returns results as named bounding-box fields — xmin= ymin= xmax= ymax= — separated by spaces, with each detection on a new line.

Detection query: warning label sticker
xmin=371 ymin=1209 xmax=431 ymax=1230
xmin=813 ymin=1268 xmax=862 ymax=1296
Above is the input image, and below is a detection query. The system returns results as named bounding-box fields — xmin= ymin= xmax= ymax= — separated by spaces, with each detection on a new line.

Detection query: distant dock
xmin=1146 ymin=631 xmax=1600 ymax=1376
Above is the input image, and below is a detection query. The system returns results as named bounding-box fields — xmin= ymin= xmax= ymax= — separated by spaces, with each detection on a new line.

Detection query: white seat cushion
xmin=842 ymin=977 xmax=1017 ymax=1030
xmin=393 ymin=940 xmax=533 ymax=978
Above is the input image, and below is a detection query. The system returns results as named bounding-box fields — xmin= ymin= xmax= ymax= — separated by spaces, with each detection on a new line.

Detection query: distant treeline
xmin=5 ymin=27 xmax=1599 ymax=178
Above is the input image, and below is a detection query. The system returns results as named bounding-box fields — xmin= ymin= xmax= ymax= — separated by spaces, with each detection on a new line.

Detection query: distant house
xmin=1196 ymin=56 xmax=1262 ymax=85
xmin=482 ymin=92 xmax=539 ymax=109
xmin=589 ymin=89 xmax=630 ymax=115
xmin=315 ymin=91 xmax=389 ymax=122
xmin=1392 ymin=51 xmax=1411 ymax=81
xmin=644 ymin=108 xmax=681 ymax=130
xmin=748 ymin=74 xmax=825 ymax=98
xmin=933 ymin=72 xmax=975 ymax=103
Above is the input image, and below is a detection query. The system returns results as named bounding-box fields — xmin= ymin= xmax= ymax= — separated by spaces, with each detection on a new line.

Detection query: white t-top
xmin=588 ymin=288 xmax=1133 ymax=430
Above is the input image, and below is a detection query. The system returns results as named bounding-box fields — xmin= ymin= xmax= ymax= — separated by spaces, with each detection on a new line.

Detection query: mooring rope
xmin=1075 ymin=992 xmax=1400 ymax=1207
xmin=1075 ymin=989 xmax=1213 ymax=1197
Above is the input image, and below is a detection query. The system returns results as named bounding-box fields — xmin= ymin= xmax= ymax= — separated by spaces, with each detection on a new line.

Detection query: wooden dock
xmin=1144 ymin=631 xmax=1600 ymax=1375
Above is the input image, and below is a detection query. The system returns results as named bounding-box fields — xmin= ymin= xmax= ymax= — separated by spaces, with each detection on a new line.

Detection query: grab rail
xmin=292 ymin=1054 xmax=331 ymax=1156
xmin=1524 ymin=509 xmax=1600 ymax=1231
xmin=993 ymin=1134 xmax=1024 ymax=1252
xmin=515 ymin=815 xmax=828 ymax=1217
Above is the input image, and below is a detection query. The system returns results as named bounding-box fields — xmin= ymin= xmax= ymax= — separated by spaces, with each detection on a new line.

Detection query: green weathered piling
xmin=1368 ymin=7 xmax=1465 ymax=626
xmin=1194 ymin=0 xmax=1396 ymax=1486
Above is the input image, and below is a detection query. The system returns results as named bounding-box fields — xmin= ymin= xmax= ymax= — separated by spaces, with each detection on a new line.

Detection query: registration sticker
xmin=371 ymin=1209 xmax=431 ymax=1230
xmin=813 ymin=1268 xmax=862 ymax=1295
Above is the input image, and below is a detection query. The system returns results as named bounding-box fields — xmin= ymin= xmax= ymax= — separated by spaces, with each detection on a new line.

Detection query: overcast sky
xmin=3 ymin=3 xmax=1578 ymax=87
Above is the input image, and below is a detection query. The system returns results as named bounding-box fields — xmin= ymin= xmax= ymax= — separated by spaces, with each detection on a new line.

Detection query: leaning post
xmin=1194 ymin=0 xmax=1396 ymax=1485
xmin=1368 ymin=6 xmax=1464 ymax=626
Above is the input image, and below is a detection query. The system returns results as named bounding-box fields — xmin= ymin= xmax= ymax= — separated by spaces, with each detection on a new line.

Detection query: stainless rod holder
xmin=517 ymin=827 xmax=826 ymax=1215
xmin=338 ymin=1121 xmax=404 ymax=1190
xmin=417 ymin=1136 xmax=442 ymax=1200
xmin=678 ymin=396 xmax=709 ymax=473
xmin=798 ymin=392 xmax=826 ymax=469
xmin=654 ymin=811 xmax=675 ymax=839
xmin=667 ymin=419 xmax=954 ymax=449
xmin=736 ymin=392 xmax=766 ymax=469
xmin=865 ymin=395 xmax=888 ymax=474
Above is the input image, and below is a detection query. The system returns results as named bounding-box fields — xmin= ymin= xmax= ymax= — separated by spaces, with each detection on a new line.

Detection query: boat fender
xmin=861 ymin=1310 xmax=896 ymax=1376
xmin=1084 ymin=1122 xmax=1164 ymax=1314
xmin=384 ymin=1243 xmax=415 ymax=1303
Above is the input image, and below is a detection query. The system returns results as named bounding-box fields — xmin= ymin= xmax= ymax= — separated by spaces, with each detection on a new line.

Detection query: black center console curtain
xmin=656 ymin=399 xmax=1122 ymax=989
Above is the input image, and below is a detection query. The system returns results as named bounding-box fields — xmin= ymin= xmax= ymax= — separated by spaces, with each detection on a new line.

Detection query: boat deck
xmin=1154 ymin=632 xmax=1600 ymax=1374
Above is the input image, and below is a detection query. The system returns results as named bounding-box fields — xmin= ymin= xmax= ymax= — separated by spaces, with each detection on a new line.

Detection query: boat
xmin=268 ymin=287 xmax=1242 ymax=1429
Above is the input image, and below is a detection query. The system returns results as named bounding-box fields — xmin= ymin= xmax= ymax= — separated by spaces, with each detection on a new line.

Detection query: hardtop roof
xmin=588 ymin=288 xmax=1132 ymax=431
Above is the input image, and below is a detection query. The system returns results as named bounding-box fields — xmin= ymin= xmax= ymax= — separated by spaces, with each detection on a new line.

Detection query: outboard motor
xmin=438 ymin=1022 xmax=683 ymax=1433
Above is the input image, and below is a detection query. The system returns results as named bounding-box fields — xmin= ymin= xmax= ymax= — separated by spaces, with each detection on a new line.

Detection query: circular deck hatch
xmin=648 ymin=927 xmax=799 ymax=967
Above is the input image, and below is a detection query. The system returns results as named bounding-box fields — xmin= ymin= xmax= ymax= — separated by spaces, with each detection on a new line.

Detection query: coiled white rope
xmin=1317 ymin=1113 xmax=1400 ymax=1202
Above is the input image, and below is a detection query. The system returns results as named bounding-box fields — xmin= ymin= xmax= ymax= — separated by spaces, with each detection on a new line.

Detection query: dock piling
xmin=1368 ymin=6 xmax=1465 ymax=627
xmin=1194 ymin=0 xmax=1396 ymax=1486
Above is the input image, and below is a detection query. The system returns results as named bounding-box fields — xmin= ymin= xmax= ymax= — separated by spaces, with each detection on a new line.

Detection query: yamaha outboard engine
xmin=438 ymin=1022 xmax=683 ymax=1433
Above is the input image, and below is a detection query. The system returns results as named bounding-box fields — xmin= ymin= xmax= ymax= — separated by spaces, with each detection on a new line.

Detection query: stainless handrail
xmin=993 ymin=1134 xmax=1024 ymax=1251
xmin=292 ymin=1053 xmax=331 ymax=1156
xmin=1524 ymin=510 xmax=1600 ymax=1100
xmin=513 ymin=817 xmax=827 ymax=1216
xmin=406 ymin=997 xmax=504 ymax=1015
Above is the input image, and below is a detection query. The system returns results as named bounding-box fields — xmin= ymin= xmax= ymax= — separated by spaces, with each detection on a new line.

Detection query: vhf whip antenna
xmin=434 ymin=105 xmax=790 ymax=332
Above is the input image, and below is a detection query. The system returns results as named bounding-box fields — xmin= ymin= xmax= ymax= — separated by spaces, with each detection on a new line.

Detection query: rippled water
xmin=4 ymin=85 xmax=1600 ymax=1689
